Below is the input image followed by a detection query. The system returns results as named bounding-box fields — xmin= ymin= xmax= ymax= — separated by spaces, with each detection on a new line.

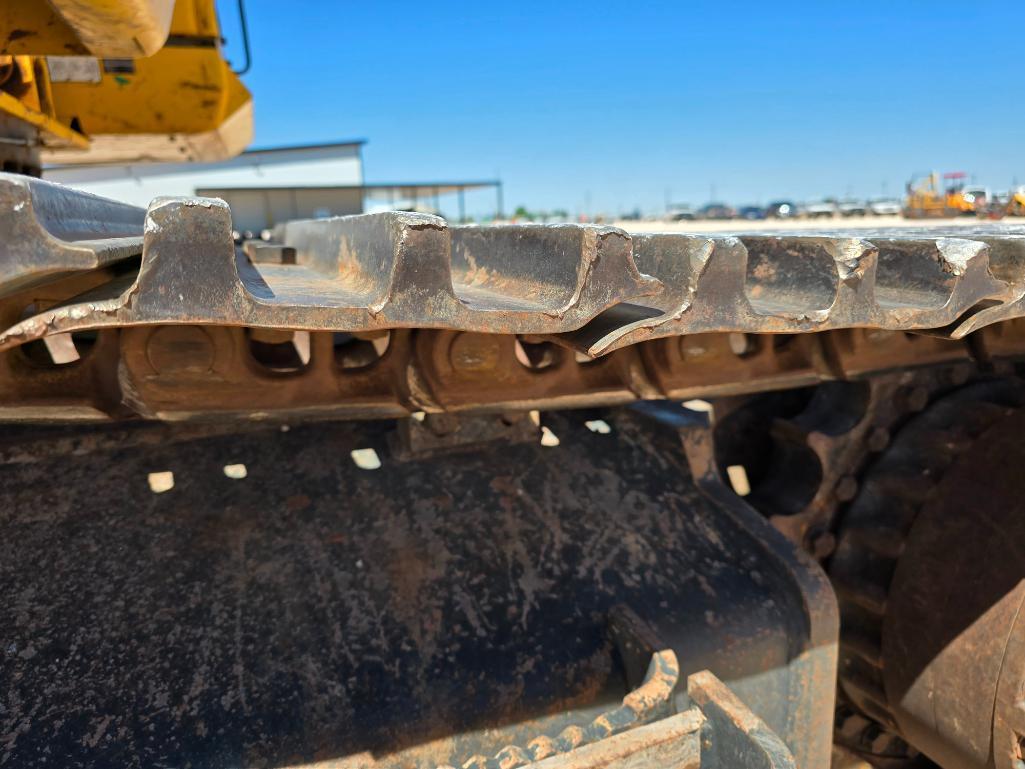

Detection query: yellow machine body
xmin=0 ymin=0 xmax=251 ymax=169
xmin=903 ymin=171 xmax=978 ymax=218
xmin=0 ymin=0 xmax=175 ymax=58
xmin=1007 ymin=187 xmax=1025 ymax=217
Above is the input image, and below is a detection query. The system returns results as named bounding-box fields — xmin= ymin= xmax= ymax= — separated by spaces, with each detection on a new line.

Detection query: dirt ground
xmin=614 ymin=214 xmax=1024 ymax=233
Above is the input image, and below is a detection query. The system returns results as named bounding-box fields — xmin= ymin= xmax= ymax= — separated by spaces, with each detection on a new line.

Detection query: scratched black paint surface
xmin=0 ymin=409 xmax=803 ymax=768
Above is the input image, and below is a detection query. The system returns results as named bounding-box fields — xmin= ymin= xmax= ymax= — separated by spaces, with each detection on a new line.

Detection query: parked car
xmin=838 ymin=199 xmax=868 ymax=217
xmin=699 ymin=202 xmax=736 ymax=220
xmin=665 ymin=204 xmax=696 ymax=221
xmin=868 ymin=198 xmax=902 ymax=216
xmin=766 ymin=200 xmax=799 ymax=218
xmin=962 ymin=186 xmax=990 ymax=212
xmin=804 ymin=200 xmax=838 ymax=219
xmin=738 ymin=205 xmax=766 ymax=220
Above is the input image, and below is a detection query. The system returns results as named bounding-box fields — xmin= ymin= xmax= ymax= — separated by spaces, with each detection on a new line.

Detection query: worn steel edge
xmin=440 ymin=646 xmax=679 ymax=769
xmin=647 ymin=400 xmax=840 ymax=769
xmin=0 ymin=194 xmax=662 ymax=347
xmin=0 ymin=173 xmax=144 ymax=300
xmin=436 ymin=667 xmax=800 ymax=769
xmin=2 ymin=178 xmax=1025 ymax=353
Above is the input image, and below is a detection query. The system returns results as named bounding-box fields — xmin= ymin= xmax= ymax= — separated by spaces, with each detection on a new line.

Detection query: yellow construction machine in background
xmin=903 ymin=171 xmax=984 ymax=218
xmin=1006 ymin=187 xmax=1025 ymax=217
xmin=0 ymin=0 xmax=251 ymax=174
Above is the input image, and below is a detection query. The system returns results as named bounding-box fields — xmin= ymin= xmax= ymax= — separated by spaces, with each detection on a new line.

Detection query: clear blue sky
xmin=221 ymin=2 xmax=1025 ymax=217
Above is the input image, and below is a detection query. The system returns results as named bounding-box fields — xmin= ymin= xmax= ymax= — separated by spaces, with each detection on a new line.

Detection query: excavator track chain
xmin=3 ymin=172 xmax=1025 ymax=421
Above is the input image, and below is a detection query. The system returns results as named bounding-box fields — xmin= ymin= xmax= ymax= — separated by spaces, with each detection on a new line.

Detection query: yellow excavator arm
xmin=0 ymin=1 xmax=176 ymax=58
xmin=0 ymin=0 xmax=251 ymax=173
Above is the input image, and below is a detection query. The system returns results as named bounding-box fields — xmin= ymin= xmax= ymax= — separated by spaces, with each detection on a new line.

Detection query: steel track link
xmin=2 ymin=174 xmax=1025 ymax=354
xmin=3 ymin=174 xmax=1025 ymax=421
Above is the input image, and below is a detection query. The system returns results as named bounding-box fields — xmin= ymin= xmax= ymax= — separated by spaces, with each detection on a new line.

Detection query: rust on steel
xmin=3 ymin=176 xmax=1025 ymax=421
xmin=2 ymin=176 xmax=1025 ymax=355
xmin=688 ymin=671 xmax=798 ymax=769
xmin=0 ymin=194 xmax=662 ymax=347
xmin=507 ymin=712 xmax=705 ymax=769
xmin=562 ymin=232 xmax=1009 ymax=355
xmin=0 ymin=313 xmax=1021 ymax=423
xmin=444 ymin=647 xmax=679 ymax=769
xmin=829 ymin=388 xmax=1025 ymax=769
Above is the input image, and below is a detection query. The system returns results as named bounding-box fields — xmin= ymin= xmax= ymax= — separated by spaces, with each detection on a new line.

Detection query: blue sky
xmin=221 ymin=2 xmax=1025 ymax=218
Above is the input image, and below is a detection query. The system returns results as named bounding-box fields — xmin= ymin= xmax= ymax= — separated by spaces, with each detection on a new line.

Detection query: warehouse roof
xmin=195 ymin=181 xmax=500 ymax=197
xmin=45 ymin=140 xmax=367 ymax=184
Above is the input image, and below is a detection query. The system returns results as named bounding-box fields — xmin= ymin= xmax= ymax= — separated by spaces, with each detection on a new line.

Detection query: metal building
xmin=44 ymin=140 xmax=502 ymax=232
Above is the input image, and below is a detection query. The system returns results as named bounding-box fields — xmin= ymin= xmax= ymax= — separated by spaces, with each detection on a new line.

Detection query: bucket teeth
xmin=0 ymin=177 xmax=1023 ymax=356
